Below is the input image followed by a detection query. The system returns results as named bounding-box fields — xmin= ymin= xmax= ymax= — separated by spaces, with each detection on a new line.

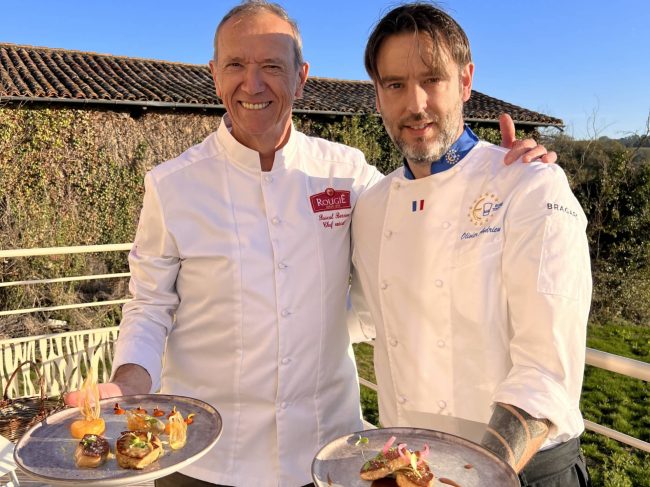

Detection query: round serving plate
xmin=312 ymin=426 xmax=519 ymax=487
xmin=14 ymin=394 xmax=222 ymax=486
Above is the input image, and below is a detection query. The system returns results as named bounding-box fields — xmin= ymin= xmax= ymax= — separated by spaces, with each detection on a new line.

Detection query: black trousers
xmin=518 ymin=437 xmax=592 ymax=487
xmin=154 ymin=471 xmax=314 ymax=487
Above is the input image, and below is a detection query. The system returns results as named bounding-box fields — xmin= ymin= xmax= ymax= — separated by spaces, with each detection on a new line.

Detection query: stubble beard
xmin=386 ymin=100 xmax=464 ymax=169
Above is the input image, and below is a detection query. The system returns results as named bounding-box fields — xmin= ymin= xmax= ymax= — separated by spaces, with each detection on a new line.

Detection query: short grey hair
xmin=213 ymin=0 xmax=304 ymax=68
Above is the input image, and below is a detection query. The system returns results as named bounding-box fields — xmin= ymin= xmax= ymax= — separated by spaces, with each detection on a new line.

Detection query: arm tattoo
xmin=481 ymin=403 xmax=550 ymax=472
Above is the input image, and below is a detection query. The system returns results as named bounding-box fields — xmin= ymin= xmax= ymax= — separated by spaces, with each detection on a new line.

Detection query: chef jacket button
xmin=437 ymin=339 xmax=445 ymax=348
xmin=393 ymin=181 xmax=401 ymax=190
xmin=380 ymin=281 xmax=389 ymax=290
xmin=278 ymin=262 xmax=288 ymax=269
xmin=442 ymin=221 xmax=451 ymax=229
xmin=384 ymin=230 xmax=393 ymax=238
xmin=438 ymin=400 xmax=447 ymax=409
xmin=397 ymin=396 xmax=407 ymax=404
xmin=272 ymin=217 xmax=281 ymax=225
xmin=281 ymin=309 xmax=291 ymax=317
xmin=435 ymin=279 xmax=443 ymax=287
xmin=281 ymin=357 xmax=291 ymax=365
xmin=264 ymin=175 xmax=273 ymax=183
xmin=389 ymin=338 xmax=398 ymax=347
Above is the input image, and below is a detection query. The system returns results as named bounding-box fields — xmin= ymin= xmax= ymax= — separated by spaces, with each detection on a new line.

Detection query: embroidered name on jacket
xmin=547 ymin=202 xmax=578 ymax=218
xmin=310 ymin=188 xmax=351 ymax=213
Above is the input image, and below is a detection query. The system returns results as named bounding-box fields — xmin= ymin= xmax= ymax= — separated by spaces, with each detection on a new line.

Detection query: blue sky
xmin=1 ymin=0 xmax=648 ymax=140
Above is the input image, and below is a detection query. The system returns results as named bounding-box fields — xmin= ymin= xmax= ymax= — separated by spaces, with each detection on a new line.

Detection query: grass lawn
xmin=353 ymin=321 xmax=650 ymax=487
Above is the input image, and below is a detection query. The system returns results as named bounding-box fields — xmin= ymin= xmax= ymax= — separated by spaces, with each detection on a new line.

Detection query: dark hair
xmin=364 ymin=2 xmax=472 ymax=81
xmin=213 ymin=0 xmax=304 ymax=68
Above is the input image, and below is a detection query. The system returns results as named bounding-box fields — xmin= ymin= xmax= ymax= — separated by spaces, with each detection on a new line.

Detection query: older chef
xmin=351 ymin=4 xmax=592 ymax=487
xmin=64 ymin=1 xmax=558 ymax=486
xmin=105 ymin=3 xmax=382 ymax=487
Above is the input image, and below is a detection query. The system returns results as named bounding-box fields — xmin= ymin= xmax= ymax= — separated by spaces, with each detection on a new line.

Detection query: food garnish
xmin=167 ymin=410 xmax=188 ymax=450
xmin=185 ymin=413 xmax=195 ymax=425
xmin=81 ymin=435 xmax=97 ymax=447
xmin=153 ymin=406 xmax=165 ymax=417
xmin=129 ymin=431 xmax=152 ymax=449
xmin=360 ymin=438 xmax=433 ymax=485
xmin=126 ymin=409 xmax=165 ymax=434
xmin=69 ymin=368 xmax=105 ymax=439
xmin=383 ymin=436 xmax=396 ymax=454
xmin=113 ymin=402 xmax=125 ymax=415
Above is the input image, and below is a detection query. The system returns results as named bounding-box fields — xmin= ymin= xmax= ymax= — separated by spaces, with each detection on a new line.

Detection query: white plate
xmin=312 ymin=427 xmax=519 ymax=486
xmin=14 ymin=394 xmax=222 ymax=486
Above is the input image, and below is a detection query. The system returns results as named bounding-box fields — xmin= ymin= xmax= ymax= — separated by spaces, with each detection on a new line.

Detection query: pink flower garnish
xmin=418 ymin=443 xmax=430 ymax=465
xmin=382 ymin=436 xmax=396 ymax=455
xmin=397 ymin=443 xmax=408 ymax=461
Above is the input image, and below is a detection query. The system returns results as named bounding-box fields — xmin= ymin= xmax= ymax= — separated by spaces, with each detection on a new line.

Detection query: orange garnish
xmin=134 ymin=406 xmax=147 ymax=415
xmin=166 ymin=406 xmax=177 ymax=419
xmin=153 ymin=407 xmax=165 ymax=417
xmin=113 ymin=402 xmax=125 ymax=415
xmin=69 ymin=367 xmax=105 ymax=439
xmin=185 ymin=413 xmax=195 ymax=425
xmin=70 ymin=418 xmax=105 ymax=439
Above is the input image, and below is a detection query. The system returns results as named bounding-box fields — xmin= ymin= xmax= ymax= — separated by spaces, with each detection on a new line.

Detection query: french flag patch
xmin=412 ymin=199 xmax=425 ymax=212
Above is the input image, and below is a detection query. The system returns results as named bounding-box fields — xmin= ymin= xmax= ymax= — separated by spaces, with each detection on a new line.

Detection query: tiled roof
xmin=0 ymin=43 xmax=563 ymax=127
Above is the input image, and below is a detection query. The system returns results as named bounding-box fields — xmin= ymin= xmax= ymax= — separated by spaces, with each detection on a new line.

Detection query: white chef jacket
xmin=351 ymin=141 xmax=592 ymax=448
xmin=112 ymin=114 xmax=382 ymax=486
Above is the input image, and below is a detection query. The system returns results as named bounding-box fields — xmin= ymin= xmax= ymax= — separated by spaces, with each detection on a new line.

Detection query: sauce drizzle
xmin=439 ymin=478 xmax=462 ymax=487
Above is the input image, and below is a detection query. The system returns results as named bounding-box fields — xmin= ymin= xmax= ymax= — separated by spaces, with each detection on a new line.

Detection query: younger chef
xmin=352 ymin=4 xmax=592 ymax=486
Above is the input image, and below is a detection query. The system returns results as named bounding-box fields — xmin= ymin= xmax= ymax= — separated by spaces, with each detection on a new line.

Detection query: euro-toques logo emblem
xmin=468 ymin=192 xmax=502 ymax=226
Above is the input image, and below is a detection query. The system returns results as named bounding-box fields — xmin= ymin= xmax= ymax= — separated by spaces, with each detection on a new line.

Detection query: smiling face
xmin=374 ymin=32 xmax=473 ymax=177
xmin=210 ymin=11 xmax=308 ymax=156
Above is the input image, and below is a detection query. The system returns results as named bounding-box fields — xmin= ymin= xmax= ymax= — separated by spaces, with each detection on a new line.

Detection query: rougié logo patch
xmin=310 ymin=188 xmax=351 ymax=213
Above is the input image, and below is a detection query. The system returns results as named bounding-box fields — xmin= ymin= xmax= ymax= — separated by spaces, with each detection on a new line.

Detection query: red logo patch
xmin=310 ymin=187 xmax=351 ymax=213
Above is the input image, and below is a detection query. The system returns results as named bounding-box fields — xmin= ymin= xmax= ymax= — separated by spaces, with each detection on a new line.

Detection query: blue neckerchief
xmin=403 ymin=125 xmax=479 ymax=180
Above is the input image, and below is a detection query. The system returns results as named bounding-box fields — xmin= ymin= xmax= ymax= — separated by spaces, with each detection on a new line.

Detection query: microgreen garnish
xmin=355 ymin=434 xmax=370 ymax=462
xmin=355 ymin=435 xmax=369 ymax=446
xmin=409 ymin=452 xmax=422 ymax=478
xmin=81 ymin=435 xmax=97 ymax=447
xmin=129 ymin=432 xmax=150 ymax=449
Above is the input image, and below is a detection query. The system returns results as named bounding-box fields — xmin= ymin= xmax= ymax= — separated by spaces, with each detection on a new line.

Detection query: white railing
xmin=358 ymin=341 xmax=650 ymax=453
xmin=0 ymin=327 xmax=118 ymax=399
xmin=1 ymin=244 xmax=649 ymax=454
xmin=0 ymin=244 xmax=132 ymax=318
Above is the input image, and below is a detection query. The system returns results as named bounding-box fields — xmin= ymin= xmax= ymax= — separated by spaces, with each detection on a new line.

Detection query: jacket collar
xmin=403 ymin=124 xmax=479 ymax=180
xmin=216 ymin=113 xmax=298 ymax=172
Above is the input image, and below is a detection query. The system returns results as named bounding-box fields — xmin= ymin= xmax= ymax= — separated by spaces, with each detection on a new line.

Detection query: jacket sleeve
xmin=110 ymin=171 xmax=180 ymax=392
xmin=346 ymin=268 xmax=376 ymax=343
xmin=346 ymin=154 xmax=383 ymax=343
xmin=494 ymin=164 xmax=592 ymax=441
